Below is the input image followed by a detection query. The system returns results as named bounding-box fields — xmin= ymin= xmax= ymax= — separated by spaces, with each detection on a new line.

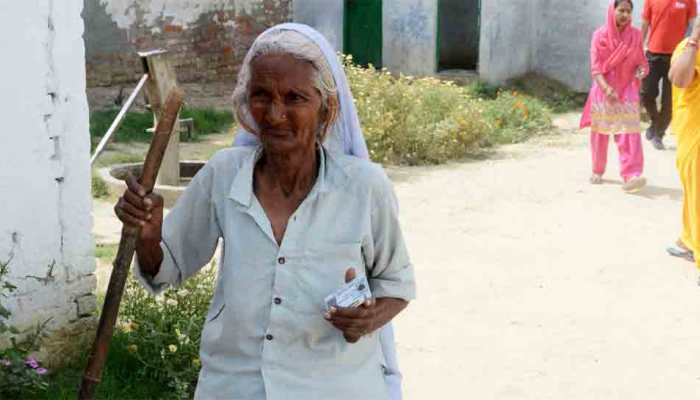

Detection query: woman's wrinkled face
xmin=249 ymin=53 xmax=324 ymax=155
xmin=615 ymin=2 xmax=633 ymax=27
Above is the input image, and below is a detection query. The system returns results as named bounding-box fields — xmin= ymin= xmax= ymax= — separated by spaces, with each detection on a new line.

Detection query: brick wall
xmin=84 ymin=0 xmax=292 ymax=88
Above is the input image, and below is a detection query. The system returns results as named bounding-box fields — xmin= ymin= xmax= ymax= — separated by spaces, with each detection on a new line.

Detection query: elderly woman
xmin=232 ymin=23 xmax=407 ymax=399
xmin=114 ymin=23 xmax=415 ymax=400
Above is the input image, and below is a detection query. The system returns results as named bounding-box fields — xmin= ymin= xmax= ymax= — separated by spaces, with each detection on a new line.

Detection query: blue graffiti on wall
xmin=389 ymin=3 xmax=431 ymax=43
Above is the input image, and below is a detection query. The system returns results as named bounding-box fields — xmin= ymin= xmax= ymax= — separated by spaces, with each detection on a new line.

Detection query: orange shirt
xmin=643 ymin=0 xmax=697 ymax=54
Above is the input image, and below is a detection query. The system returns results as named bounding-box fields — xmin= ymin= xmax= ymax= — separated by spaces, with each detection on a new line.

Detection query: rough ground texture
xmin=393 ymin=113 xmax=700 ymax=399
xmin=93 ymin=113 xmax=700 ymax=398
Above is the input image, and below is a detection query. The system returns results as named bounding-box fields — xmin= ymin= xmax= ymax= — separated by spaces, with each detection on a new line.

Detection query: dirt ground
xmin=92 ymin=113 xmax=700 ymax=399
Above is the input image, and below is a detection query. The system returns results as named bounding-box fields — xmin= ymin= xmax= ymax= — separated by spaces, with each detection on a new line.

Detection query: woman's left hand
xmin=326 ymin=298 xmax=380 ymax=343
xmin=325 ymin=268 xmax=408 ymax=343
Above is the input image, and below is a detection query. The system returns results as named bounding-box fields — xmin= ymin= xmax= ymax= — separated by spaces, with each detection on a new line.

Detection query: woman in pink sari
xmin=580 ymin=0 xmax=649 ymax=193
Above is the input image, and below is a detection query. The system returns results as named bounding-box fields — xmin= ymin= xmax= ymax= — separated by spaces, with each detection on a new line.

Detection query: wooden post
xmin=139 ymin=49 xmax=181 ymax=186
xmin=79 ymin=89 xmax=185 ymax=400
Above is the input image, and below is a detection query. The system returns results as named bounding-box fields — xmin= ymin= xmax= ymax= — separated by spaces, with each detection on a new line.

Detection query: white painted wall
xmin=293 ymin=0 xmax=344 ymax=53
xmin=384 ymin=0 xmax=438 ymax=76
xmin=479 ymin=0 xmax=535 ymax=84
xmin=0 ymin=0 xmax=95 ymax=339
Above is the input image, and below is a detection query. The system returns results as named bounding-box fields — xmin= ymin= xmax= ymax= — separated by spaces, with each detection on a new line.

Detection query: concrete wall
xmin=293 ymin=0 xmax=344 ymax=53
xmin=0 ymin=0 xmax=95 ymax=346
xmin=84 ymin=0 xmax=292 ymax=87
xmin=479 ymin=0 xmax=535 ymax=84
xmin=384 ymin=0 xmax=438 ymax=76
xmin=533 ymin=0 xmax=644 ymax=92
xmin=476 ymin=0 xmax=644 ymax=91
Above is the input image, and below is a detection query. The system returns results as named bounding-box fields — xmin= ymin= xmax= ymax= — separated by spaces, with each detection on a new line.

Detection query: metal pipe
xmin=90 ymin=74 xmax=150 ymax=166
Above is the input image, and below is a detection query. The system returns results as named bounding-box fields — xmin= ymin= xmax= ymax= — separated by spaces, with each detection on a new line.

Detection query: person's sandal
xmin=590 ymin=174 xmax=603 ymax=185
xmin=622 ymin=176 xmax=646 ymax=193
xmin=667 ymin=243 xmax=695 ymax=263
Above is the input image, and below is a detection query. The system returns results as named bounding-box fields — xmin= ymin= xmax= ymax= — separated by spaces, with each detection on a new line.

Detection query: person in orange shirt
xmin=641 ymin=0 xmax=696 ymax=150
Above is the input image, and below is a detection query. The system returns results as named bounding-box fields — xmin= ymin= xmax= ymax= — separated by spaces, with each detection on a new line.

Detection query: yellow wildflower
xmin=168 ymin=344 xmax=178 ymax=353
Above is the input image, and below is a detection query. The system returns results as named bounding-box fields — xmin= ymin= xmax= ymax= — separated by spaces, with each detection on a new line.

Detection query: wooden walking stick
xmin=78 ymin=88 xmax=184 ymax=400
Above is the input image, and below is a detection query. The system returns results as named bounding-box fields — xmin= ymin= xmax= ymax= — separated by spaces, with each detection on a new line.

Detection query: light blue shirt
xmin=135 ymin=146 xmax=416 ymax=400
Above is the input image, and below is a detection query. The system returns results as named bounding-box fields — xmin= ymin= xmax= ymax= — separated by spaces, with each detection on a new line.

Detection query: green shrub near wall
xmin=343 ymin=55 xmax=553 ymax=165
xmin=89 ymin=107 xmax=234 ymax=151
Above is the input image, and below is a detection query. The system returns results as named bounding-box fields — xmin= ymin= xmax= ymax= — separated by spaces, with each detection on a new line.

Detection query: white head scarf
xmin=232 ymin=23 xmax=369 ymax=160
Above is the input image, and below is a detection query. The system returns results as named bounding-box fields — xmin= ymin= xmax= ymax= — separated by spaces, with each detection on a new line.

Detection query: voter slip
xmin=324 ymin=275 xmax=372 ymax=311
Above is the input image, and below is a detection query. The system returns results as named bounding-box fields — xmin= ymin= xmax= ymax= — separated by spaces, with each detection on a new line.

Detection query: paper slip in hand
xmin=324 ymin=275 xmax=372 ymax=311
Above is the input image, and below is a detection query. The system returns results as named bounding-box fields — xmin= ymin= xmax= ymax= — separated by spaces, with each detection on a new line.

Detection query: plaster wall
xmin=0 ymin=0 xmax=95 ymax=340
xmin=384 ymin=0 xmax=438 ymax=76
xmin=533 ymin=0 xmax=644 ymax=92
xmin=293 ymin=0 xmax=344 ymax=52
xmin=479 ymin=0 xmax=535 ymax=84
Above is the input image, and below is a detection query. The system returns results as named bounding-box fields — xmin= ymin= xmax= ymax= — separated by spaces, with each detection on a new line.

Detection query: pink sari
xmin=580 ymin=1 xmax=649 ymax=134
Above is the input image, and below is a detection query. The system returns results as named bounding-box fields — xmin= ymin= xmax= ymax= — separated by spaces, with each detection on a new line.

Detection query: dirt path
xmin=92 ymin=114 xmax=700 ymax=398
xmin=393 ymin=113 xmax=700 ymax=399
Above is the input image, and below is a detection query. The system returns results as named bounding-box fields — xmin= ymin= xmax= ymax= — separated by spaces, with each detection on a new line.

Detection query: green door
xmin=344 ymin=0 xmax=382 ymax=68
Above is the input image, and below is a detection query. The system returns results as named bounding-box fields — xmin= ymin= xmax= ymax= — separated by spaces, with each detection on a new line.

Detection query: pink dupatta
xmin=580 ymin=1 xmax=647 ymax=129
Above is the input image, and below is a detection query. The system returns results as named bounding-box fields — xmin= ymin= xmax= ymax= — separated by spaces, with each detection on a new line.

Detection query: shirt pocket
xmin=292 ymin=242 xmax=366 ymax=314
xmin=200 ymin=303 xmax=226 ymax=354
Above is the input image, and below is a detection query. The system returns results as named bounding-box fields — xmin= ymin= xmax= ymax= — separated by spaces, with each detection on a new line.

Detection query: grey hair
xmin=231 ymin=29 xmax=339 ymax=139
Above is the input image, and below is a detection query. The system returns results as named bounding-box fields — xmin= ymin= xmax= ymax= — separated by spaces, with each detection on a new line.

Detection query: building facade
xmin=83 ymin=1 xmax=647 ymax=92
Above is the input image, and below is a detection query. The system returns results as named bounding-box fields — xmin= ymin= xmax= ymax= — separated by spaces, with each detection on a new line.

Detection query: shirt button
xmin=277 ymin=257 xmax=285 ymax=265
xmin=266 ymin=334 xmax=274 ymax=341
xmin=274 ymin=297 xmax=282 ymax=305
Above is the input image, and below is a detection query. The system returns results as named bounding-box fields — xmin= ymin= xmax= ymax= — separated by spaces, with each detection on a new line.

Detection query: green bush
xmin=90 ymin=107 xmax=234 ymax=151
xmin=468 ymin=73 xmax=587 ymax=113
xmin=91 ymin=171 xmax=109 ymax=199
xmin=89 ymin=109 xmax=154 ymax=146
xmin=480 ymin=91 xmax=553 ymax=145
xmin=345 ymin=57 xmax=488 ymax=165
xmin=113 ymin=264 xmax=217 ymax=398
xmin=466 ymin=80 xmax=500 ymax=100
xmin=343 ymin=55 xmax=552 ymax=165
xmin=180 ymin=108 xmax=234 ymax=136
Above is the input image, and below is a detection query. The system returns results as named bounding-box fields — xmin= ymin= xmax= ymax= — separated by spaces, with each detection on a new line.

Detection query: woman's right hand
xmin=114 ymin=173 xmax=164 ymax=242
xmin=604 ymin=86 xmax=618 ymax=104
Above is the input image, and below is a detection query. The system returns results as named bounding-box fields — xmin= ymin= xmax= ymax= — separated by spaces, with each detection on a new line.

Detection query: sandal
xmin=667 ymin=243 xmax=695 ymax=263
xmin=590 ymin=174 xmax=603 ymax=185
xmin=622 ymin=176 xmax=646 ymax=193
